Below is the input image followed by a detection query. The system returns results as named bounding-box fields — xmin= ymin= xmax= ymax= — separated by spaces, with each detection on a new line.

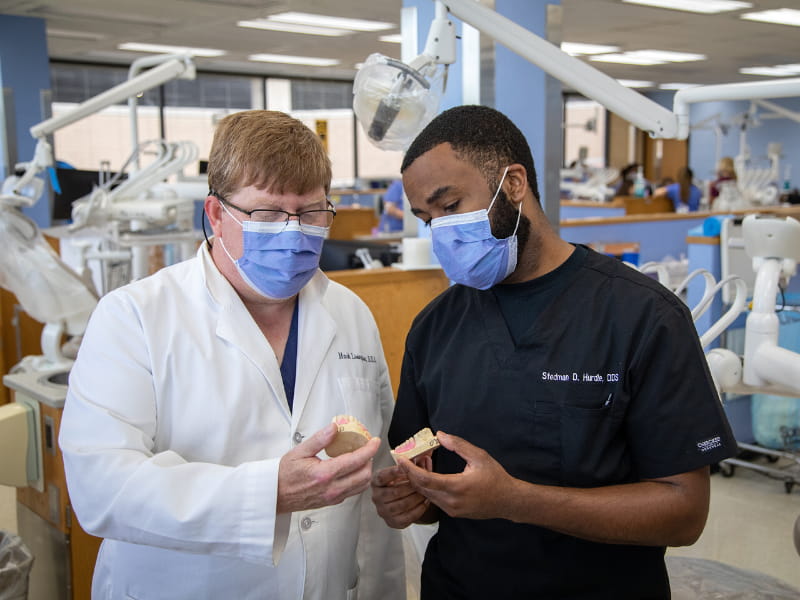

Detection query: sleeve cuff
xmin=238 ymin=457 xmax=288 ymax=565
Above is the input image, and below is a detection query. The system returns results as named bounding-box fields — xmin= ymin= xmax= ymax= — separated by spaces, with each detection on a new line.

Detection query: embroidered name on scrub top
xmin=280 ymin=300 xmax=299 ymax=411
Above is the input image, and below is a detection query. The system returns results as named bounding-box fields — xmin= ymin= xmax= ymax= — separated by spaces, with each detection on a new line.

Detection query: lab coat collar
xmin=197 ymin=242 xmax=337 ymax=425
xmin=291 ymin=271 xmax=336 ymax=424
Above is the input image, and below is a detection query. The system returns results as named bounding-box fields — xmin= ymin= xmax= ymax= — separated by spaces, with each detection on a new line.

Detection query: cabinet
xmin=6 ymin=381 xmax=101 ymax=600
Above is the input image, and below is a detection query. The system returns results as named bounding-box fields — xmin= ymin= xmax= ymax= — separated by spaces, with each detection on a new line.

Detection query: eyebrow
xmin=410 ymin=185 xmax=455 ymax=217
xmin=424 ymin=186 xmax=452 ymax=206
xmin=260 ymin=196 xmax=328 ymax=211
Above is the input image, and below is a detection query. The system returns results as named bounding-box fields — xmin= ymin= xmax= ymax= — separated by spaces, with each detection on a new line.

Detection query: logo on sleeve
xmin=697 ymin=436 xmax=722 ymax=453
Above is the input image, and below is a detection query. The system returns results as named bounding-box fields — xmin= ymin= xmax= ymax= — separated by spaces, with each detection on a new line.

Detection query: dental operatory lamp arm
xmin=439 ymin=0 xmax=800 ymax=140
xmin=7 ymin=56 xmax=195 ymax=205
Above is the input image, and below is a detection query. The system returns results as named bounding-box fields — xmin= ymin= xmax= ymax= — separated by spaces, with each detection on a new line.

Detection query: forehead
xmin=402 ymin=144 xmax=485 ymax=205
xmin=232 ymin=184 xmax=327 ymax=210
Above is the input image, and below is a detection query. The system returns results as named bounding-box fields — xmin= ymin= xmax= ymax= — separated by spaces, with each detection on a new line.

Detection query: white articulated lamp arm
xmin=440 ymin=0 xmax=800 ymax=140
xmin=441 ymin=0 xmax=678 ymax=138
xmin=673 ymin=78 xmax=800 ymax=139
xmin=3 ymin=56 xmax=195 ymax=206
xmin=30 ymin=56 xmax=194 ymax=140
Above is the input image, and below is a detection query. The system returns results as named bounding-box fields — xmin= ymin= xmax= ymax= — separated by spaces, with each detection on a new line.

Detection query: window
xmin=290 ymin=80 xmax=352 ymax=110
xmin=563 ymin=95 xmax=607 ymax=169
xmin=49 ymin=62 xmax=400 ymax=189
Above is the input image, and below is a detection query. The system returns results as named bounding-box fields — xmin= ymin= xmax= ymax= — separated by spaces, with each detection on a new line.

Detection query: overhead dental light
xmin=353 ymin=0 xmax=800 ymax=148
xmin=352 ymin=2 xmax=455 ymax=151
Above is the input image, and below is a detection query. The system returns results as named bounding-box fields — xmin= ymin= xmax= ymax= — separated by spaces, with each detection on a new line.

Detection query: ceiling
xmin=0 ymin=0 xmax=798 ymax=89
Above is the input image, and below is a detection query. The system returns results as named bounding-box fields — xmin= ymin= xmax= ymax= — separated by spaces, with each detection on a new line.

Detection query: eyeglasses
xmin=213 ymin=192 xmax=336 ymax=230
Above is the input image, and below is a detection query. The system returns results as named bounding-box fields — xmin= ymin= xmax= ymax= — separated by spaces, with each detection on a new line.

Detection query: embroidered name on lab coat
xmin=338 ymin=351 xmax=377 ymax=363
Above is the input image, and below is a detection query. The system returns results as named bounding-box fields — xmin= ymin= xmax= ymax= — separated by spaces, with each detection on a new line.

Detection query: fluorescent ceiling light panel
xmin=379 ymin=34 xmax=403 ymax=43
xmin=626 ymin=49 xmax=706 ymax=62
xmin=267 ymin=11 xmax=394 ymax=32
xmin=248 ymin=53 xmax=340 ymax=66
xmin=48 ymin=28 xmax=107 ymax=41
xmin=237 ymin=19 xmax=350 ymax=36
xmin=590 ymin=54 xmax=664 ymax=65
xmin=741 ymin=9 xmax=800 ymax=26
xmin=617 ymin=79 xmax=655 ymax=88
xmin=118 ymin=42 xmax=225 ymax=57
xmin=561 ymin=42 xmax=620 ymax=55
xmin=739 ymin=65 xmax=800 ymax=76
xmin=622 ymin=0 xmax=752 ymax=14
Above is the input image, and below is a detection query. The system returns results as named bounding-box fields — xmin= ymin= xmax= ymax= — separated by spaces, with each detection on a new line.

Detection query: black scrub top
xmin=390 ymin=245 xmax=736 ymax=599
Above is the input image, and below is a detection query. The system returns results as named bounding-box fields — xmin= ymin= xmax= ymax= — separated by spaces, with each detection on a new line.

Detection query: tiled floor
xmin=668 ymin=458 xmax=800 ymax=589
xmin=3 ymin=463 xmax=799 ymax=596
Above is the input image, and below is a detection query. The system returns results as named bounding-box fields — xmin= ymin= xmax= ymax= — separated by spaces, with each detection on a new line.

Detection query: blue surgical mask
xmin=430 ymin=167 xmax=521 ymax=290
xmin=218 ymin=202 xmax=328 ymax=300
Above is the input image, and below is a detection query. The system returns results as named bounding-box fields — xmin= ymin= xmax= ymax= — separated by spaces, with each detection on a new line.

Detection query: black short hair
xmin=401 ymin=105 xmax=539 ymax=200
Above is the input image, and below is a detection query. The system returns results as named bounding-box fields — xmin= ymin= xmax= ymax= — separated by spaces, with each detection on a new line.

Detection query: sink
xmin=41 ymin=371 xmax=70 ymax=387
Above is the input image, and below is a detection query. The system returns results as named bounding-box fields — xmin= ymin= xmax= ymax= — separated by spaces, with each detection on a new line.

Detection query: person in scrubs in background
xmin=376 ymin=179 xmax=405 ymax=233
xmin=709 ymin=156 xmax=738 ymax=206
xmin=656 ymin=166 xmax=703 ymax=212
xmin=59 ymin=110 xmax=405 ymax=600
xmin=371 ymin=105 xmax=736 ymax=599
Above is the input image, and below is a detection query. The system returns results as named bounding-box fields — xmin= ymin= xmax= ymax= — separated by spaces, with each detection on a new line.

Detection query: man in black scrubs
xmin=371 ymin=105 xmax=736 ymax=599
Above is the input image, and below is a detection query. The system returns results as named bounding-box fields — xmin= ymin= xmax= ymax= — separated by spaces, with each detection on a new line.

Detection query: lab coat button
xmin=301 ymin=516 xmax=313 ymax=530
xmin=293 ymin=431 xmax=303 ymax=444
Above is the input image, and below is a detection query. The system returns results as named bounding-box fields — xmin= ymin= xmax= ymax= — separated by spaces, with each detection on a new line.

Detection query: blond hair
xmin=207 ymin=110 xmax=331 ymax=199
xmin=717 ymin=156 xmax=737 ymax=178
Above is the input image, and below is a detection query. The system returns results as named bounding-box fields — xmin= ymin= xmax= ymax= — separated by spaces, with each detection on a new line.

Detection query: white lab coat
xmin=59 ymin=243 xmax=405 ymax=600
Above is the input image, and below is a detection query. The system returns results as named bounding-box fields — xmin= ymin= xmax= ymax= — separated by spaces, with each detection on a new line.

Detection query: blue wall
xmin=689 ymin=96 xmax=800 ymax=187
xmin=0 ymin=15 xmax=52 ymax=226
xmin=562 ymin=216 xmax=706 ymax=264
xmin=645 ymin=90 xmax=800 ymax=190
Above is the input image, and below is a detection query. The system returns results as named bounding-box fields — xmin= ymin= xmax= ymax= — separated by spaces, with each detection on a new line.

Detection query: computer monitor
xmin=52 ymin=168 xmax=124 ymax=222
xmin=319 ymin=239 xmax=400 ymax=271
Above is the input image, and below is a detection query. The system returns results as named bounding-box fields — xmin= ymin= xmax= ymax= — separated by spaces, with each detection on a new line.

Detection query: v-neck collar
xmin=477 ymin=245 xmax=588 ymax=355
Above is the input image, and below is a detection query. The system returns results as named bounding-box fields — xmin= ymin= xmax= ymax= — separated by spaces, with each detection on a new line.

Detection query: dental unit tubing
xmin=439 ymin=0 xmax=800 ymax=140
xmin=743 ymin=259 xmax=787 ymax=387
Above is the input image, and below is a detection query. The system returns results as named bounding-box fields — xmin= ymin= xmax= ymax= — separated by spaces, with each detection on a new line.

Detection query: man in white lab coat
xmin=59 ymin=110 xmax=405 ymax=600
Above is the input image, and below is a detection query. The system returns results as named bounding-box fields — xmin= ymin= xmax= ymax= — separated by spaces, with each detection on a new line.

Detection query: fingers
xmin=326 ymin=460 xmax=374 ymax=502
xmin=372 ymin=465 xmax=405 ymax=487
xmin=412 ymin=454 xmax=433 ymax=472
xmin=325 ymin=436 xmax=380 ymax=476
xmin=290 ymin=423 xmax=338 ymax=458
xmin=316 ymin=437 xmax=380 ymax=497
xmin=378 ymin=493 xmax=430 ymax=529
xmin=436 ymin=431 xmax=481 ymax=463
xmin=372 ymin=477 xmax=430 ymax=528
xmin=398 ymin=457 xmax=453 ymax=493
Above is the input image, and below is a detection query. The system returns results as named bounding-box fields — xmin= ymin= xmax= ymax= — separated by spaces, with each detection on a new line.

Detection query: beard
xmin=489 ymin=189 xmax=531 ymax=259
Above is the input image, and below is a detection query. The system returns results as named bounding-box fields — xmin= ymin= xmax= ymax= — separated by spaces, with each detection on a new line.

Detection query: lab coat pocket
xmin=337 ymin=376 xmax=381 ymax=437
xmin=560 ymin=389 xmax=627 ymax=487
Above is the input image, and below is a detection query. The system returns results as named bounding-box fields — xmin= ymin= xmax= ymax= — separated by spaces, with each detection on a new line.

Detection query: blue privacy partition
xmin=561 ymin=213 xmax=707 ymax=264
xmin=560 ymin=202 xmax=626 ymax=220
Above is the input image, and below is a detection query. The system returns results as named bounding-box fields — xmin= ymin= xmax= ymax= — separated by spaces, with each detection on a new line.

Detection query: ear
xmin=505 ymin=164 xmax=528 ymax=205
xmin=204 ymin=194 xmax=223 ymax=236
